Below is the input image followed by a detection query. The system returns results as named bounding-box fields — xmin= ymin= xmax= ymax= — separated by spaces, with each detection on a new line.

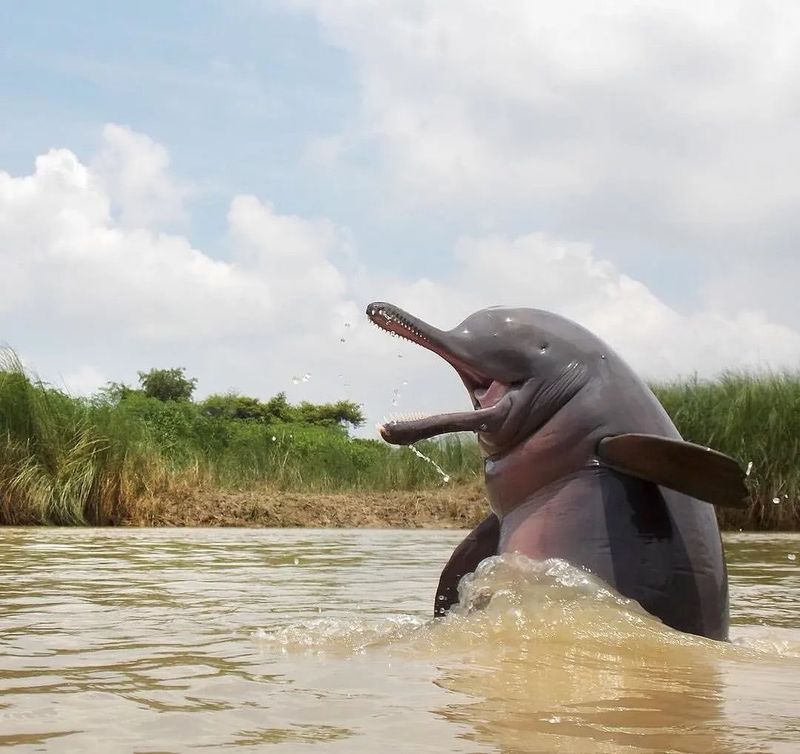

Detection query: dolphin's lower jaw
xmin=379 ymin=399 xmax=511 ymax=445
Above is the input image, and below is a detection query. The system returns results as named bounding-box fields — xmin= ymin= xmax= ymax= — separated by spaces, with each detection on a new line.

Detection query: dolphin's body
xmin=367 ymin=302 xmax=747 ymax=641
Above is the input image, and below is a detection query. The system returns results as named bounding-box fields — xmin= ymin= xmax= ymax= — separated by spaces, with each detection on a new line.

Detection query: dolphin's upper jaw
xmin=367 ymin=302 xmax=492 ymax=390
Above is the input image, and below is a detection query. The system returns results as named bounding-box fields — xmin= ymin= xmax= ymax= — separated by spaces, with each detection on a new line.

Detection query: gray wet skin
xmin=367 ymin=301 xmax=730 ymax=641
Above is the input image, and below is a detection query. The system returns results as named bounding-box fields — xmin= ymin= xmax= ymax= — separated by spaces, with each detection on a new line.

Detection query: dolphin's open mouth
xmin=366 ymin=301 xmax=513 ymax=444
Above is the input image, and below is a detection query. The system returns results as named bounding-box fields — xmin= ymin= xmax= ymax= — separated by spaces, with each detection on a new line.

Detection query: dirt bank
xmin=124 ymin=482 xmax=488 ymax=528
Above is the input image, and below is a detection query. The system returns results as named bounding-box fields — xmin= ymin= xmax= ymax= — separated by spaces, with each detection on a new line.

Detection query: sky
xmin=1 ymin=1 xmax=799 ymax=436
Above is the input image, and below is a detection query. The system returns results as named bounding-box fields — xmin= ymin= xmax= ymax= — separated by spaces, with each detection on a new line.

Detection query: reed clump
xmin=0 ymin=352 xmax=163 ymax=524
xmin=653 ymin=371 xmax=800 ymax=530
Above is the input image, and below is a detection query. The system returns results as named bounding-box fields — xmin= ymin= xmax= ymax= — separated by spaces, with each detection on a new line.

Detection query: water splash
xmin=408 ymin=444 xmax=450 ymax=483
xmin=252 ymin=615 xmax=425 ymax=655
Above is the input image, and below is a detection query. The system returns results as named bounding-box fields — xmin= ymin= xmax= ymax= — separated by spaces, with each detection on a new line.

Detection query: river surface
xmin=1 ymin=528 xmax=799 ymax=753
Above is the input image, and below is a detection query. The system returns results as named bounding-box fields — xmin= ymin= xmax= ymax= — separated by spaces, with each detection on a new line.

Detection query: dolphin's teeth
xmin=386 ymin=410 xmax=430 ymax=425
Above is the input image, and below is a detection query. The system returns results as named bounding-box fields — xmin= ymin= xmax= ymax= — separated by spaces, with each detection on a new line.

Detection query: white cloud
xmin=1 ymin=126 xmax=798 ymax=438
xmin=92 ymin=124 xmax=189 ymax=229
xmin=0 ymin=128 xmax=359 ymax=346
xmin=375 ymin=233 xmax=800 ymax=386
xmin=62 ymin=364 xmax=109 ymax=397
xmin=293 ymin=1 xmax=800 ymax=252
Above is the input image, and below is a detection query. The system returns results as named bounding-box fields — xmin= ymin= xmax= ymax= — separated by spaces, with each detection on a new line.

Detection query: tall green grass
xmin=1 ymin=350 xmax=798 ymax=529
xmin=653 ymin=371 xmax=800 ymax=530
xmin=0 ymin=351 xmax=480 ymax=525
xmin=0 ymin=352 xmax=158 ymax=524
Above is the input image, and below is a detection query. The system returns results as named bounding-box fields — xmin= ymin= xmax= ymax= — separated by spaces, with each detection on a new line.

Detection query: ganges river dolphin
xmin=366 ymin=302 xmax=749 ymax=641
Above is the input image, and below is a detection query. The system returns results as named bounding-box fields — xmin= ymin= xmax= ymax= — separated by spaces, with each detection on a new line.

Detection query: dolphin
xmin=366 ymin=302 xmax=748 ymax=640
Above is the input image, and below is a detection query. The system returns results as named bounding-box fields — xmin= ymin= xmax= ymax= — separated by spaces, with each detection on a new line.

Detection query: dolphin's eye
xmin=539 ymin=343 xmax=549 ymax=353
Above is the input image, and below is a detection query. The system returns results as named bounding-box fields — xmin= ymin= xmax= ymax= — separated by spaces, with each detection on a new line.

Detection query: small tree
xmin=201 ymin=393 xmax=271 ymax=421
xmin=97 ymin=381 xmax=143 ymax=404
xmin=137 ymin=368 xmax=197 ymax=402
xmin=296 ymin=399 xmax=365 ymax=429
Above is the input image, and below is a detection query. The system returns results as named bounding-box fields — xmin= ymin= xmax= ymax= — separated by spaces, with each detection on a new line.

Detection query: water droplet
xmin=789 ymin=553 xmax=797 ymax=561
xmin=291 ymin=376 xmax=301 ymax=385
xmin=391 ymin=398 xmax=398 ymax=406
xmin=271 ymin=435 xmax=277 ymax=442
xmin=397 ymin=354 xmax=403 ymax=359
xmin=547 ymin=716 xmax=562 ymax=724
xmin=504 ymin=317 xmax=513 ymax=323
xmin=773 ymin=497 xmax=781 ymax=505
xmin=293 ymin=557 xmax=300 ymax=565
xmin=600 ymin=354 xmax=607 ymax=360
xmin=437 ymin=595 xmax=445 ymax=601
xmin=339 ymin=337 xmax=346 ymax=343
xmin=344 ymin=321 xmax=351 ymax=328
xmin=408 ymin=444 xmax=451 ymax=484
xmin=402 ymin=380 xmax=408 ymax=386
xmin=302 ymin=373 xmax=311 ymax=382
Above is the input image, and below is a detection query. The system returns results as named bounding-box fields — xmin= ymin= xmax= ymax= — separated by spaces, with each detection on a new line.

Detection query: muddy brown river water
xmin=1 ymin=528 xmax=799 ymax=753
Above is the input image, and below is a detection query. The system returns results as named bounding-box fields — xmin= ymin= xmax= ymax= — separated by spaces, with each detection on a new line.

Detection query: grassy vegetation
xmin=653 ymin=372 xmax=800 ymax=530
xmin=1 ymin=351 xmax=798 ymax=529
xmin=0 ymin=351 xmax=480 ymax=525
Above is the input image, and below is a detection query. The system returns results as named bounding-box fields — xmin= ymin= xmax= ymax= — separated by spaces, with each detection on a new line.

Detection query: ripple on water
xmin=1 ymin=528 xmax=799 ymax=754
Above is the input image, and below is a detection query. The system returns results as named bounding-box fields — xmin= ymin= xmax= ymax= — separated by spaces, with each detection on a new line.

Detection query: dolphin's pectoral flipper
xmin=597 ymin=433 xmax=748 ymax=508
xmin=434 ymin=513 xmax=500 ymax=617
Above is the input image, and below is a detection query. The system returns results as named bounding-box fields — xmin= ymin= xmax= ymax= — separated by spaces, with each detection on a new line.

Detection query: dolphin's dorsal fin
xmin=597 ymin=433 xmax=749 ymax=508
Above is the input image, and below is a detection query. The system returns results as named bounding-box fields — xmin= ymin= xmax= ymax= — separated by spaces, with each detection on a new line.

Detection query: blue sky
xmin=2 ymin=1 xmax=799 ymax=433
xmin=1 ymin=1 xmax=456 ymax=277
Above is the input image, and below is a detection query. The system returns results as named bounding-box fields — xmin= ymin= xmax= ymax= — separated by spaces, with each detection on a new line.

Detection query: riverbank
xmin=122 ymin=482 xmax=487 ymax=529
xmin=91 ymin=480 xmax=791 ymax=531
